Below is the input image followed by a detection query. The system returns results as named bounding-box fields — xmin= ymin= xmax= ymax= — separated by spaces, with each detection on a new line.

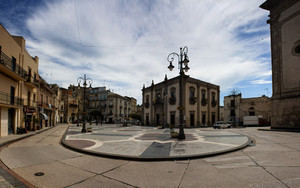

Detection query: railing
xmin=0 ymin=51 xmax=27 ymax=79
xmin=23 ymin=99 xmax=38 ymax=108
xmin=39 ymin=101 xmax=55 ymax=109
xmin=189 ymin=97 xmax=197 ymax=105
xmin=25 ymin=75 xmax=39 ymax=86
xmin=0 ymin=91 xmax=23 ymax=106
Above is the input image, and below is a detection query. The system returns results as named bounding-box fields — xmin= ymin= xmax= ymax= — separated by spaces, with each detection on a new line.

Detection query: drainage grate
xmin=34 ymin=172 xmax=45 ymax=176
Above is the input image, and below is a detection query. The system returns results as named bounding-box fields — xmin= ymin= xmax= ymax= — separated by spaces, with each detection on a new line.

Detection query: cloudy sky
xmin=0 ymin=0 xmax=271 ymax=104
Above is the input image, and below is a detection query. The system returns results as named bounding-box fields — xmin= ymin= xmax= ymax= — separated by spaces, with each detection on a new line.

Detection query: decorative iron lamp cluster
xmin=167 ymin=46 xmax=190 ymax=140
xmin=77 ymin=74 xmax=93 ymax=132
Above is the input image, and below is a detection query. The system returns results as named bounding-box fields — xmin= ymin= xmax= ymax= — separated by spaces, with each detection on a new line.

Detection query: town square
xmin=0 ymin=0 xmax=299 ymax=187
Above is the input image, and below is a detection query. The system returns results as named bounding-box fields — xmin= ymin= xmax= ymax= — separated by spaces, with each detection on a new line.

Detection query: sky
xmin=0 ymin=0 xmax=272 ymax=105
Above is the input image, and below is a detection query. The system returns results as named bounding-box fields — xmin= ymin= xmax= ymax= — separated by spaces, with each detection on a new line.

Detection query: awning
xmin=40 ymin=113 xmax=48 ymax=120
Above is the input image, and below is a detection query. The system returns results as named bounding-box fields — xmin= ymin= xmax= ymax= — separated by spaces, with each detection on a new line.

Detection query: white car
xmin=213 ymin=121 xmax=231 ymax=129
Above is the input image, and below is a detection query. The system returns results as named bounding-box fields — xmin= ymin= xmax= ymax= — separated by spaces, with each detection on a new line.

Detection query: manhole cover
xmin=34 ymin=172 xmax=45 ymax=176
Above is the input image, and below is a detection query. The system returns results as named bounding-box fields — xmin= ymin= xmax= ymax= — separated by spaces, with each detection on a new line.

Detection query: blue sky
xmin=0 ymin=0 xmax=271 ymax=105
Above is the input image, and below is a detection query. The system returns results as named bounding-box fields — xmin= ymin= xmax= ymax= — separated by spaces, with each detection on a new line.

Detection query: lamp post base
xmin=178 ymin=126 xmax=185 ymax=140
xmin=81 ymin=123 xmax=87 ymax=133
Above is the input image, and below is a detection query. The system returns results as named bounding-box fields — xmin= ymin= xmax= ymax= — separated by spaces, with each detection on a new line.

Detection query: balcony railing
xmin=25 ymin=75 xmax=39 ymax=86
xmin=39 ymin=102 xmax=55 ymax=109
xmin=0 ymin=91 xmax=23 ymax=107
xmin=0 ymin=51 xmax=27 ymax=79
xmin=189 ymin=97 xmax=197 ymax=105
xmin=23 ymin=99 xmax=38 ymax=108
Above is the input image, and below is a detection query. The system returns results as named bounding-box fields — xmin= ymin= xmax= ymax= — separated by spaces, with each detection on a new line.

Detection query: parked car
xmin=213 ymin=121 xmax=231 ymax=129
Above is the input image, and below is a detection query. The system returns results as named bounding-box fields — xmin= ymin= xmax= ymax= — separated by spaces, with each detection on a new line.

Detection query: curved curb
xmin=61 ymin=126 xmax=254 ymax=161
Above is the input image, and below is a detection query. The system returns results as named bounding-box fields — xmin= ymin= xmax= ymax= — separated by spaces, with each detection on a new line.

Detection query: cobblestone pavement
xmin=62 ymin=124 xmax=251 ymax=160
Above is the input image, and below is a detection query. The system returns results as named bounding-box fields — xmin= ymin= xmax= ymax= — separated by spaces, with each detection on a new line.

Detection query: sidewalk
xmin=0 ymin=125 xmax=59 ymax=188
xmin=62 ymin=124 xmax=252 ymax=161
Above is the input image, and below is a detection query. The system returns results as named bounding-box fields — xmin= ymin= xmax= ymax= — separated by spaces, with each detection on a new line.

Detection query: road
xmin=0 ymin=124 xmax=300 ymax=188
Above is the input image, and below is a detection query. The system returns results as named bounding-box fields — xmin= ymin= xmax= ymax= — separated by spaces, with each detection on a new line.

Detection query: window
xmin=292 ymin=40 xmax=300 ymax=56
xmin=211 ymin=92 xmax=217 ymax=107
xmin=190 ymin=87 xmax=195 ymax=98
xmin=231 ymin=100 xmax=235 ymax=107
xmin=170 ymin=88 xmax=176 ymax=98
xmin=201 ymin=89 xmax=207 ymax=106
xmin=156 ymin=92 xmax=161 ymax=100
xmin=212 ymin=92 xmax=216 ymax=101
xmin=201 ymin=89 xmax=206 ymax=100
xmin=11 ymin=57 xmax=16 ymax=71
xmin=189 ymin=87 xmax=196 ymax=104
xmin=169 ymin=87 xmax=176 ymax=105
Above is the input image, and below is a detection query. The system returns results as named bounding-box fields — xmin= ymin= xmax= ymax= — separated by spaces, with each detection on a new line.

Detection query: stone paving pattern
xmin=63 ymin=125 xmax=251 ymax=160
xmin=1 ymin=124 xmax=300 ymax=187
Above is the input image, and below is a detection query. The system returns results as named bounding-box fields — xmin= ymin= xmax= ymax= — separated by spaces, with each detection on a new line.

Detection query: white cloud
xmin=20 ymin=0 xmax=271 ymax=104
xmin=250 ymin=79 xmax=272 ymax=85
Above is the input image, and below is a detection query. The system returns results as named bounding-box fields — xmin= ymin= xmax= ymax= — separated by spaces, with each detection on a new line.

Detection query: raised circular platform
xmin=61 ymin=125 xmax=252 ymax=161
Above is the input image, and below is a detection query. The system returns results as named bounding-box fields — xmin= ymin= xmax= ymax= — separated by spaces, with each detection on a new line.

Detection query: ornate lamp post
xmin=167 ymin=46 xmax=190 ymax=140
xmin=77 ymin=74 xmax=92 ymax=132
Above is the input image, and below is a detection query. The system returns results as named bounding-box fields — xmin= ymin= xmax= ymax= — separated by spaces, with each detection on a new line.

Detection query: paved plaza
xmin=62 ymin=124 xmax=251 ymax=160
xmin=0 ymin=124 xmax=300 ymax=187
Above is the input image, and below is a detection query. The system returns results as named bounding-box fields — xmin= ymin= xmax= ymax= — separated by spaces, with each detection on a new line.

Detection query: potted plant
xmin=87 ymin=127 xmax=93 ymax=132
xmin=169 ymin=124 xmax=178 ymax=138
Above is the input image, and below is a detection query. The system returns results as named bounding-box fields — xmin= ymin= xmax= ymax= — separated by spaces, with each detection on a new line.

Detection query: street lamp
xmin=167 ymin=46 xmax=189 ymax=140
xmin=77 ymin=74 xmax=93 ymax=132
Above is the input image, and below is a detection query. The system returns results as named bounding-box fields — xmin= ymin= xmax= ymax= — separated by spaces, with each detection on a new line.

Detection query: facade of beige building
xmin=107 ymin=93 xmax=135 ymax=123
xmin=68 ymin=85 xmax=137 ymax=123
xmin=260 ymin=0 xmax=300 ymax=129
xmin=224 ymin=94 xmax=271 ymax=125
xmin=0 ymin=24 xmax=39 ymax=136
xmin=142 ymin=75 xmax=220 ymax=127
xmin=38 ymin=76 xmax=56 ymax=128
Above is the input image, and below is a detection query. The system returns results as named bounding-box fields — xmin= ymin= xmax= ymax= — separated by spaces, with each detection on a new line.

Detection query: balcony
xmin=23 ymin=99 xmax=38 ymax=108
xmin=211 ymin=100 xmax=217 ymax=107
xmin=167 ymin=97 xmax=175 ymax=105
xmin=39 ymin=102 xmax=55 ymax=110
xmin=0 ymin=91 xmax=23 ymax=108
xmin=201 ymin=98 xmax=207 ymax=106
xmin=153 ymin=98 xmax=163 ymax=106
xmin=24 ymin=75 xmax=39 ymax=88
xmin=0 ymin=51 xmax=27 ymax=81
xmin=189 ymin=97 xmax=197 ymax=105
